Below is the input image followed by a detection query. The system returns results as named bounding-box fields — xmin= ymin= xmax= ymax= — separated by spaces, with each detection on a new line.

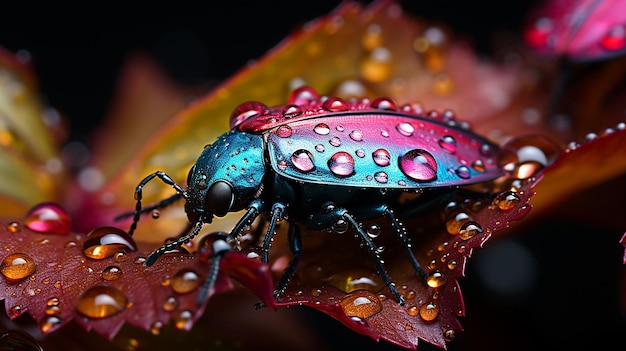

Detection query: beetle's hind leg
xmin=273 ymin=222 xmax=301 ymax=300
xmin=341 ymin=211 xmax=405 ymax=305
xmin=384 ymin=207 xmax=429 ymax=281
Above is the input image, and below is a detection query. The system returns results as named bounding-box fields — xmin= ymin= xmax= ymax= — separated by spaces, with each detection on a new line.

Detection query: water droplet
xmin=174 ymin=310 xmax=194 ymax=330
xmin=171 ymin=269 xmax=200 ymax=294
xmin=328 ymin=152 xmax=355 ymax=177
xmin=282 ymin=104 xmax=302 ymax=118
xmin=83 ymin=226 xmax=137 ymax=259
xmin=1 ymin=253 xmax=36 ymax=283
xmin=151 ymin=209 xmax=160 ymax=219
xmin=322 ymin=97 xmax=349 ymax=111
xmin=494 ymin=191 xmax=521 ymax=211
xmin=349 ymin=129 xmax=363 ymax=141
xmin=459 ymin=221 xmax=483 ymax=240
xmin=419 ymin=302 xmax=439 ymax=322
xmin=426 ymin=271 xmax=447 ymax=288
xmin=277 ymin=160 xmax=288 ymax=171
xmin=340 ymin=290 xmax=383 ymax=319
xmin=9 ymin=305 xmax=22 ymax=317
xmin=498 ymin=135 xmax=561 ymax=178
xmin=399 ymin=149 xmax=438 ymax=181
xmin=370 ymin=97 xmax=396 ymax=110
xmin=407 ymin=305 xmax=419 ymax=316
xmin=444 ymin=329 xmax=456 ymax=341
xmin=288 ymin=86 xmax=319 ymax=105
xmin=24 ymin=202 xmax=71 ymax=235
xmin=326 ymin=270 xmax=383 ymax=293
xmin=331 ymin=219 xmax=349 ymax=234
xmin=372 ymin=148 xmax=391 ymax=167
xmin=329 ymin=136 xmax=342 ymax=147
xmin=276 ymin=125 xmax=293 ymax=138
xmin=150 ymin=321 xmax=164 ymax=335
xmin=163 ymin=296 xmax=178 ymax=312
xmin=315 ymin=144 xmax=325 ymax=152
xmin=438 ymin=135 xmax=457 ymax=153
xmin=471 ymin=159 xmax=486 ymax=172
xmin=313 ymin=123 xmax=330 ymax=135
xmin=366 ymin=224 xmax=381 ymax=238
xmin=455 ymin=165 xmax=471 ymax=179
xmin=5 ymin=222 xmax=21 ymax=233
xmin=374 ymin=171 xmax=388 ymax=184
xmin=354 ymin=149 xmax=365 ymax=158
xmin=76 ymin=285 xmax=128 ymax=318
xmin=445 ymin=211 xmax=472 ymax=235
xmin=40 ymin=315 xmax=62 ymax=333
xmin=290 ymin=149 xmax=315 ymax=173
xmin=101 ymin=266 xmax=122 ymax=281
xmin=395 ymin=122 xmax=414 ymax=136
xmin=229 ymin=101 xmax=268 ymax=129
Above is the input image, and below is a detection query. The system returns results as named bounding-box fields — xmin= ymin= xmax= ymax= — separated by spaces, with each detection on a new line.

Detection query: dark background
xmin=3 ymin=1 xmax=625 ymax=351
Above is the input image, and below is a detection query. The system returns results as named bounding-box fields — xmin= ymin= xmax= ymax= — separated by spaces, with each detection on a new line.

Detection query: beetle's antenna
xmin=127 ymin=171 xmax=188 ymax=237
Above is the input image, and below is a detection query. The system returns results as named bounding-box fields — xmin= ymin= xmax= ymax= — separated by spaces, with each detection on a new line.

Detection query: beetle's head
xmin=184 ymin=131 xmax=265 ymax=224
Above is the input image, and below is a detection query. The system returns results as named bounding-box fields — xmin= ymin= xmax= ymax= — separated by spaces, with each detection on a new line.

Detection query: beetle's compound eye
xmin=205 ymin=180 xmax=234 ymax=217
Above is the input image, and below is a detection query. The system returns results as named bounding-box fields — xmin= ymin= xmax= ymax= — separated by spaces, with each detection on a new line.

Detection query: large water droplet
xmin=374 ymin=171 xmax=388 ymax=184
xmin=328 ymin=152 xmax=355 ymax=177
xmin=445 ymin=211 xmax=472 ymax=235
xmin=83 ymin=227 xmax=137 ymax=259
xmin=171 ymin=269 xmax=200 ymax=294
xmin=322 ymin=97 xmax=349 ymax=112
xmin=395 ymin=122 xmax=414 ymax=136
xmin=426 ymin=271 xmax=447 ymax=288
xmin=1 ymin=253 xmax=36 ymax=283
xmin=455 ymin=165 xmax=471 ymax=179
xmin=419 ymin=302 xmax=439 ymax=322
xmin=498 ymin=135 xmax=561 ymax=178
xmin=24 ymin=202 xmax=71 ymax=235
xmin=370 ymin=97 xmax=396 ymax=110
xmin=290 ymin=149 xmax=315 ymax=173
xmin=313 ymin=123 xmax=330 ymax=135
xmin=459 ymin=221 xmax=483 ymax=240
xmin=399 ymin=149 xmax=438 ymax=181
xmin=372 ymin=148 xmax=390 ymax=167
xmin=288 ymin=86 xmax=319 ymax=105
xmin=276 ymin=125 xmax=292 ymax=138
xmin=494 ymin=191 xmax=521 ymax=211
xmin=282 ymin=104 xmax=302 ymax=118
xmin=76 ymin=285 xmax=128 ymax=318
xmin=340 ymin=290 xmax=383 ymax=319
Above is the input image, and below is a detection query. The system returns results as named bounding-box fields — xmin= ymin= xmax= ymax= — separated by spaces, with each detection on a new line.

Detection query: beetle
xmin=122 ymin=86 xmax=503 ymax=305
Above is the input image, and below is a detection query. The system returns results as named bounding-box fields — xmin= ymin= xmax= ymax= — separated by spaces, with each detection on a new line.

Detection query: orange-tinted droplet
xmin=340 ymin=290 xmax=383 ymax=319
xmin=494 ymin=191 xmax=521 ymax=211
xmin=163 ymin=296 xmax=178 ymax=312
xmin=326 ymin=270 xmax=384 ymax=293
xmin=76 ymin=285 xmax=128 ymax=318
xmin=171 ymin=269 xmax=200 ymax=294
xmin=101 ymin=266 xmax=122 ymax=281
xmin=40 ymin=315 xmax=63 ymax=333
xmin=24 ymin=202 xmax=71 ymax=234
xmin=83 ymin=227 xmax=137 ymax=259
xmin=1 ymin=253 xmax=36 ymax=283
xmin=419 ymin=302 xmax=439 ymax=322
xmin=426 ymin=271 xmax=447 ymax=288
xmin=174 ymin=310 xmax=194 ymax=330
xmin=5 ymin=222 xmax=21 ymax=233
xmin=150 ymin=321 xmax=164 ymax=335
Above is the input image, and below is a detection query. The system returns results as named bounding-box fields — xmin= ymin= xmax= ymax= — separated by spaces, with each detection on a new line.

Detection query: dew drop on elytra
xmin=76 ymin=285 xmax=128 ymax=319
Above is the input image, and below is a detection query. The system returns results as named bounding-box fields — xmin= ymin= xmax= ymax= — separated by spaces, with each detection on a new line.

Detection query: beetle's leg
xmin=341 ymin=210 xmax=405 ymax=305
xmin=144 ymin=220 xmax=203 ymax=266
xmin=260 ymin=202 xmax=287 ymax=264
xmin=273 ymin=222 xmax=301 ymax=300
xmin=114 ymin=193 xmax=183 ymax=222
xmin=384 ymin=207 xmax=429 ymax=281
xmin=127 ymin=171 xmax=187 ymax=236
xmin=197 ymin=233 xmax=231 ymax=305
xmin=227 ymin=199 xmax=264 ymax=241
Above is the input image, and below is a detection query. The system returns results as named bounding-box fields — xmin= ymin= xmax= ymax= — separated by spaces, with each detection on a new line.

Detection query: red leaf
xmin=0 ymin=206 xmax=275 ymax=340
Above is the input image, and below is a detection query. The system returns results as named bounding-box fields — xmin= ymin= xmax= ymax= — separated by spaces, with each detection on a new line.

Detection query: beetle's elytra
xmin=123 ymin=86 xmax=504 ymax=305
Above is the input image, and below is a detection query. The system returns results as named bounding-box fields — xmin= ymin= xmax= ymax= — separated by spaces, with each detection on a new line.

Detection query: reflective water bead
xmin=101 ymin=266 xmax=122 ymax=281
xmin=315 ymin=144 xmax=325 ymax=153
xmin=455 ymin=165 xmax=471 ymax=179
xmin=313 ymin=123 xmax=330 ymax=135
xmin=174 ymin=310 xmax=194 ymax=330
xmin=419 ymin=302 xmax=439 ymax=322
xmin=399 ymin=149 xmax=438 ymax=181
xmin=445 ymin=211 xmax=472 ymax=235
xmin=76 ymin=285 xmax=128 ymax=318
xmin=163 ymin=296 xmax=178 ymax=312
xmin=322 ymin=97 xmax=349 ymax=112
xmin=5 ymin=222 xmax=20 ymax=233
xmin=340 ymin=290 xmax=383 ymax=319
xmin=395 ymin=122 xmax=414 ymax=136
xmin=290 ymin=149 xmax=315 ymax=173
xmin=288 ymin=86 xmax=319 ymax=106
xmin=438 ymin=135 xmax=457 ymax=154
xmin=426 ymin=271 xmax=447 ymax=288
xmin=229 ymin=101 xmax=268 ymax=129
xmin=459 ymin=221 xmax=483 ymax=240
xmin=40 ymin=315 xmax=62 ymax=333
xmin=326 ymin=270 xmax=384 ymax=293
xmin=498 ymin=135 xmax=561 ymax=177
xmin=494 ymin=191 xmax=521 ymax=211
xmin=328 ymin=152 xmax=355 ymax=177
xmin=374 ymin=171 xmax=388 ymax=184
xmin=601 ymin=25 xmax=626 ymax=51
xmin=349 ymin=129 xmax=363 ymax=141
xmin=24 ymin=202 xmax=71 ymax=235
xmin=281 ymin=104 xmax=302 ymax=118
xmin=329 ymin=136 xmax=342 ymax=147
xmin=372 ymin=148 xmax=391 ymax=167
xmin=171 ymin=269 xmax=201 ymax=294
xmin=1 ymin=253 xmax=36 ymax=283
xmin=150 ymin=321 xmax=164 ymax=335
xmin=83 ymin=226 xmax=137 ymax=259
xmin=276 ymin=125 xmax=293 ymax=138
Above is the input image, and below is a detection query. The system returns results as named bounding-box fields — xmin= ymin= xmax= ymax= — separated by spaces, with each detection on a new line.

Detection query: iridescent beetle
xmin=122 ymin=86 xmax=503 ymax=305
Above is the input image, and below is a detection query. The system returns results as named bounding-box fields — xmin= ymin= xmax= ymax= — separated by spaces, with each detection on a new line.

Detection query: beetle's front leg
xmin=260 ymin=203 xmax=287 ymax=263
